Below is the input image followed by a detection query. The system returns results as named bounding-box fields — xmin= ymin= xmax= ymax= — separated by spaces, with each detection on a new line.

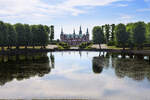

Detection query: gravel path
xmin=46 ymin=45 xmax=58 ymax=49
xmin=91 ymin=44 xmax=108 ymax=49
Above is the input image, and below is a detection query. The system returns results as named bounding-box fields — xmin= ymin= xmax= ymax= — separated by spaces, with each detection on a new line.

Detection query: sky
xmin=0 ymin=0 xmax=150 ymax=39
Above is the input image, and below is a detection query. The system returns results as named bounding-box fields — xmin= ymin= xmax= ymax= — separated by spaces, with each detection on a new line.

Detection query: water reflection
xmin=92 ymin=54 xmax=109 ymax=74
xmin=113 ymin=58 xmax=150 ymax=81
xmin=92 ymin=52 xmax=150 ymax=81
xmin=0 ymin=53 xmax=54 ymax=86
xmin=0 ymin=51 xmax=150 ymax=99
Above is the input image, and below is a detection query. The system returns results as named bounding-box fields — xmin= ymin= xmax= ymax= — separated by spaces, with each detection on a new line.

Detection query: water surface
xmin=0 ymin=52 xmax=150 ymax=100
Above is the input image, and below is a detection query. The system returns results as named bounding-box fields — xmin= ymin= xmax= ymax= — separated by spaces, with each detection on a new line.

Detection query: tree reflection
xmin=92 ymin=53 xmax=110 ymax=74
xmin=50 ymin=52 xmax=55 ymax=68
xmin=0 ymin=53 xmax=52 ymax=86
xmin=92 ymin=53 xmax=150 ymax=81
xmin=113 ymin=57 xmax=150 ymax=81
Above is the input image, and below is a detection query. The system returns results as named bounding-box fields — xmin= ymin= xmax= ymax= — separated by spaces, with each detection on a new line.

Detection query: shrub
xmin=107 ymin=40 xmax=115 ymax=46
xmin=57 ymin=42 xmax=70 ymax=49
xmin=79 ymin=42 xmax=92 ymax=49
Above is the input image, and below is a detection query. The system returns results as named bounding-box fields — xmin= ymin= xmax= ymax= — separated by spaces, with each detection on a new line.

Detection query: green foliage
xmin=107 ymin=40 xmax=115 ymax=46
xmin=24 ymin=24 xmax=32 ymax=47
xmin=115 ymin=23 xmax=129 ymax=49
xmin=14 ymin=23 xmax=26 ymax=46
xmin=57 ymin=42 xmax=70 ymax=49
xmin=31 ymin=25 xmax=38 ymax=46
xmin=6 ymin=23 xmax=16 ymax=47
xmin=126 ymin=23 xmax=134 ymax=49
xmin=111 ymin=24 xmax=115 ymax=41
xmin=0 ymin=21 xmax=8 ymax=46
xmin=92 ymin=21 xmax=150 ymax=49
xmin=92 ymin=26 xmax=105 ymax=47
xmin=105 ymin=24 xmax=110 ymax=43
xmin=50 ymin=25 xmax=54 ymax=42
xmin=133 ymin=21 xmax=146 ymax=49
xmin=146 ymin=22 xmax=150 ymax=43
xmin=37 ymin=24 xmax=48 ymax=46
xmin=79 ymin=42 xmax=92 ymax=49
xmin=0 ymin=20 xmax=53 ymax=50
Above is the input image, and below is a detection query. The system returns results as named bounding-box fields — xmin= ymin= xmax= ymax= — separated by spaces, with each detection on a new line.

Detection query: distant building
xmin=60 ymin=26 xmax=89 ymax=45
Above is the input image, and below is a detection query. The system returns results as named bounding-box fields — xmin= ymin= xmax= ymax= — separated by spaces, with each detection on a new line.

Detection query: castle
xmin=60 ymin=26 xmax=89 ymax=45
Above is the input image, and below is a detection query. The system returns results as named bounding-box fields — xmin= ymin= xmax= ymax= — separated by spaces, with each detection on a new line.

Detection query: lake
xmin=0 ymin=51 xmax=150 ymax=100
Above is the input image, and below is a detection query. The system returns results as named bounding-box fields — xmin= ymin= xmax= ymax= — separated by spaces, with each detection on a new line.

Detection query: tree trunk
xmin=25 ymin=45 xmax=27 ymax=50
xmin=99 ymin=44 xmax=101 ymax=49
xmin=16 ymin=45 xmax=19 ymax=50
xmin=7 ymin=45 xmax=10 ymax=50
xmin=123 ymin=44 xmax=125 ymax=51
xmin=44 ymin=45 xmax=46 ymax=49
xmin=10 ymin=46 xmax=12 ymax=49
xmin=33 ymin=45 xmax=35 ymax=49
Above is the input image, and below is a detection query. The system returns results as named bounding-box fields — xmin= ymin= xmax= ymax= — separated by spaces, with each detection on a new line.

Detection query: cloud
xmin=121 ymin=14 xmax=133 ymax=20
xmin=116 ymin=4 xmax=128 ymax=7
xmin=137 ymin=8 xmax=150 ymax=12
xmin=0 ymin=0 xmax=131 ymax=23
xmin=144 ymin=0 xmax=150 ymax=2
xmin=117 ymin=14 xmax=134 ymax=24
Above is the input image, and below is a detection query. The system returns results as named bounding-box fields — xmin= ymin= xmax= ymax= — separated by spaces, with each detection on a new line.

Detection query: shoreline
xmin=0 ymin=48 xmax=150 ymax=56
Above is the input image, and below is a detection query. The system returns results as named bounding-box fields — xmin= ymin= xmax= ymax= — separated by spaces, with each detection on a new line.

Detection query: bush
xmin=57 ymin=42 xmax=70 ymax=49
xmin=107 ymin=40 xmax=115 ymax=46
xmin=79 ymin=42 xmax=92 ymax=49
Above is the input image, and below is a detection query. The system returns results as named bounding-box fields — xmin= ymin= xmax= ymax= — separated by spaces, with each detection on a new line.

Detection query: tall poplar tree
xmin=92 ymin=26 xmax=105 ymax=49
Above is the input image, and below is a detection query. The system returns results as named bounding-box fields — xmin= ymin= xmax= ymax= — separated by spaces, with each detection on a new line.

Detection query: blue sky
xmin=0 ymin=0 xmax=150 ymax=39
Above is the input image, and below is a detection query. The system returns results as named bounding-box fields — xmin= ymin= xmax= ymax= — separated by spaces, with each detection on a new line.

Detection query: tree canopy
xmin=92 ymin=21 xmax=150 ymax=50
xmin=133 ymin=22 xmax=146 ymax=49
xmin=92 ymin=26 xmax=105 ymax=48
xmin=0 ymin=20 xmax=52 ymax=50
xmin=115 ymin=23 xmax=129 ymax=49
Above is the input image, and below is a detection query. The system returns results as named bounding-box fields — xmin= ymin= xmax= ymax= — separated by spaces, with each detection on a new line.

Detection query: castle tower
xmin=86 ymin=28 xmax=89 ymax=41
xmin=86 ymin=28 xmax=89 ymax=35
xmin=61 ymin=27 xmax=63 ymax=35
xmin=79 ymin=26 xmax=82 ymax=35
xmin=60 ymin=27 xmax=64 ymax=41
xmin=73 ymin=29 xmax=75 ymax=35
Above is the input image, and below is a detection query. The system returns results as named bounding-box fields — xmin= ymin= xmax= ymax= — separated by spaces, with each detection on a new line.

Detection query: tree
xmin=92 ymin=26 xmax=105 ymax=49
xmin=44 ymin=25 xmax=50 ymax=34
xmin=111 ymin=24 xmax=115 ymax=42
xmin=133 ymin=21 xmax=146 ymax=49
xmin=24 ymin=24 xmax=32 ymax=49
xmin=6 ymin=23 xmax=16 ymax=49
xmin=0 ymin=21 xmax=8 ymax=51
xmin=31 ymin=25 xmax=38 ymax=48
xmin=105 ymin=24 xmax=110 ymax=44
xmin=44 ymin=25 xmax=50 ymax=44
xmin=115 ymin=23 xmax=129 ymax=50
xmin=126 ymin=23 xmax=134 ymax=49
xmin=50 ymin=25 xmax=54 ymax=42
xmin=146 ymin=22 xmax=150 ymax=43
xmin=14 ymin=23 xmax=25 ymax=49
xmin=37 ymin=25 xmax=48 ymax=48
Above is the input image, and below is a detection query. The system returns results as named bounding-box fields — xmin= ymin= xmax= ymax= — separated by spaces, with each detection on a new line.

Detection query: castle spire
xmin=73 ymin=29 xmax=75 ymax=35
xmin=61 ymin=27 xmax=63 ymax=34
xmin=86 ymin=28 xmax=89 ymax=35
xmin=79 ymin=26 xmax=82 ymax=34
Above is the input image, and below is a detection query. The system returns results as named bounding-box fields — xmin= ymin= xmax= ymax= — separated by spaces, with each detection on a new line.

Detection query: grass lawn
xmin=0 ymin=46 xmax=43 ymax=51
xmin=108 ymin=45 xmax=150 ymax=50
xmin=107 ymin=46 xmax=130 ymax=50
